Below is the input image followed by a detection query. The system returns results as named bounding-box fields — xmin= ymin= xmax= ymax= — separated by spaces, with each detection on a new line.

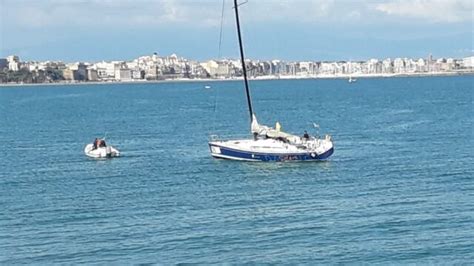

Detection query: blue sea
xmin=0 ymin=76 xmax=472 ymax=264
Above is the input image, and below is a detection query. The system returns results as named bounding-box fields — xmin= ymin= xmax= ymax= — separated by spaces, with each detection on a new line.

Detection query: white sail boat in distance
xmin=208 ymin=0 xmax=334 ymax=162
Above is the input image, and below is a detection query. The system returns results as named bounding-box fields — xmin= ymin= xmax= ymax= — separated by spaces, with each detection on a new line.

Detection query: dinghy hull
xmin=84 ymin=144 xmax=120 ymax=159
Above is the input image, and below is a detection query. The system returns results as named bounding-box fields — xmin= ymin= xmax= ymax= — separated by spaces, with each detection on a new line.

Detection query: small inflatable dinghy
xmin=84 ymin=143 xmax=120 ymax=158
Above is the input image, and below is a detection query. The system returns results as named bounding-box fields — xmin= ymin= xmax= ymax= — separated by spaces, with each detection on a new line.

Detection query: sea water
xmin=0 ymin=76 xmax=472 ymax=263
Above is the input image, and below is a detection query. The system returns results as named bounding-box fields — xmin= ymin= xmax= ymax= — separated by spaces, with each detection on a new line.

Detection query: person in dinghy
xmin=92 ymin=138 xmax=107 ymax=150
xmin=85 ymin=137 xmax=120 ymax=158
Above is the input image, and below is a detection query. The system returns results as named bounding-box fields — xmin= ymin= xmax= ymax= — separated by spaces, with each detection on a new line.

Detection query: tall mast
xmin=233 ymin=0 xmax=254 ymax=123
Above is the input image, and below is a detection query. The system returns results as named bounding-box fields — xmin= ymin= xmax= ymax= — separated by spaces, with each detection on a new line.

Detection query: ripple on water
xmin=0 ymin=77 xmax=473 ymax=264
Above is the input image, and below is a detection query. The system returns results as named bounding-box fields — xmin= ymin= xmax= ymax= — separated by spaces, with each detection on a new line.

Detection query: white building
xmin=462 ymin=56 xmax=474 ymax=68
xmin=7 ymin=55 xmax=20 ymax=71
xmin=416 ymin=58 xmax=426 ymax=72
xmin=319 ymin=62 xmax=337 ymax=75
xmin=393 ymin=58 xmax=405 ymax=73
xmin=94 ymin=61 xmax=125 ymax=79
xmin=200 ymin=60 xmax=219 ymax=77
xmin=382 ymin=58 xmax=393 ymax=73
xmin=405 ymin=58 xmax=417 ymax=73
xmin=345 ymin=61 xmax=362 ymax=74
xmin=366 ymin=59 xmax=381 ymax=74
xmin=115 ymin=68 xmax=132 ymax=81
xmin=298 ymin=61 xmax=312 ymax=75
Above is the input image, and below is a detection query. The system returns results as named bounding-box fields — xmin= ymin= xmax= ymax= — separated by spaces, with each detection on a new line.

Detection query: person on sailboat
xmin=303 ymin=131 xmax=310 ymax=140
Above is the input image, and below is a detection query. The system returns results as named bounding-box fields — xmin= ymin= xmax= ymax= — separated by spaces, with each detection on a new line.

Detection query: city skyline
xmin=3 ymin=51 xmax=472 ymax=65
xmin=2 ymin=52 xmax=472 ymax=85
xmin=1 ymin=0 xmax=473 ymax=62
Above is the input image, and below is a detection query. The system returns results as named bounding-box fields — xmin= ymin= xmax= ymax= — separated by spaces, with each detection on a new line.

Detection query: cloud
xmin=2 ymin=0 xmax=224 ymax=30
xmin=241 ymin=0 xmax=336 ymax=22
xmin=1 ymin=0 xmax=472 ymax=61
xmin=1 ymin=0 xmax=380 ymax=31
xmin=2 ymin=0 xmax=472 ymax=33
xmin=375 ymin=0 xmax=472 ymax=23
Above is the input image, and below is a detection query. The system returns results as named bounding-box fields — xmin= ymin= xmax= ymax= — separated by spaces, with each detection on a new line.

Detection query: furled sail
xmin=251 ymin=114 xmax=299 ymax=142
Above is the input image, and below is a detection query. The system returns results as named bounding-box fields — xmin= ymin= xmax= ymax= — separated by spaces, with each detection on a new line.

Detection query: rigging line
xmin=212 ymin=84 xmax=218 ymax=135
xmin=233 ymin=0 xmax=248 ymax=8
xmin=217 ymin=0 xmax=226 ymax=59
xmin=211 ymin=0 xmax=226 ymax=136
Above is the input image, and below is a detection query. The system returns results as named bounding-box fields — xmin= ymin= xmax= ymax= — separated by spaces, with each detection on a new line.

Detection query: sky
xmin=0 ymin=0 xmax=472 ymax=62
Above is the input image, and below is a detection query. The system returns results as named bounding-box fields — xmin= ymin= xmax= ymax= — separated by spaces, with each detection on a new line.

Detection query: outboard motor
xmin=106 ymin=146 xmax=112 ymax=158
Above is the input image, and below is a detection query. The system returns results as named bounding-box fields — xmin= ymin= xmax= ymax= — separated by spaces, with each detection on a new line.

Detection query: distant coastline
xmin=1 ymin=71 xmax=472 ymax=88
xmin=3 ymin=53 xmax=473 ymax=87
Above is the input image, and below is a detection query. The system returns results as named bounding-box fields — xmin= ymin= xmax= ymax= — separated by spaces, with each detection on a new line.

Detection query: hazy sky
xmin=1 ymin=0 xmax=472 ymax=62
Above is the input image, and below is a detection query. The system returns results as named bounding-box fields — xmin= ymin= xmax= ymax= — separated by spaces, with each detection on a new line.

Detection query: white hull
xmin=84 ymin=144 xmax=120 ymax=158
xmin=209 ymin=136 xmax=333 ymax=162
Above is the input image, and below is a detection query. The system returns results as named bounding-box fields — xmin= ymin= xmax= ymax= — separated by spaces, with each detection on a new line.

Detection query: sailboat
xmin=208 ymin=0 xmax=334 ymax=162
xmin=348 ymin=76 xmax=357 ymax=83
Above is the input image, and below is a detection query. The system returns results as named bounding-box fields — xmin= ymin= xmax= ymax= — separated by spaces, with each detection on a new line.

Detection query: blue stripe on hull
xmin=209 ymin=144 xmax=334 ymax=162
